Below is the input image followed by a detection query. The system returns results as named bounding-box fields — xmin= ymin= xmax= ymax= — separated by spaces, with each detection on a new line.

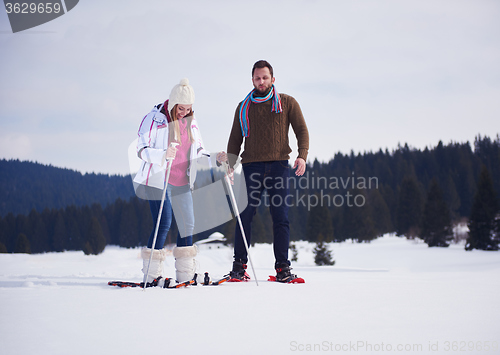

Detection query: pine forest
xmin=1 ymin=135 xmax=499 ymax=254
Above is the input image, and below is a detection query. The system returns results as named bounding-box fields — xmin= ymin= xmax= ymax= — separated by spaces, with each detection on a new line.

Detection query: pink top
xmin=169 ymin=118 xmax=190 ymax=186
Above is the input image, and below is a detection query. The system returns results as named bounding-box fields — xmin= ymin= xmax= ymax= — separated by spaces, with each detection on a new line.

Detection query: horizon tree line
xmin=0 ymin=135 xmax=499 ymax=254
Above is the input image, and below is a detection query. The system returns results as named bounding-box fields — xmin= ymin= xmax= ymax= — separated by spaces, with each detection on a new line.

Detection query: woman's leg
xmin=147 ymin=196 xmax=172 ymax=249
xmin=169 ymin=184 xmax=197 ymax=282
xmin=142 ymin=186 xmax=172 ymax=282
xmin=169 ymin=184 xmax=194 ymax=246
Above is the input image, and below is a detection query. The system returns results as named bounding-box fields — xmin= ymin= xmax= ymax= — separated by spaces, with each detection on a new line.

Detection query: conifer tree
xmin=396 ymin=176 xmax=423 ymax=237
xmin=456 ymin=143 xmax=476 ymax=217
xmin=495 ymin=216 xmax=500 ymax=247
xmin=28 ymin=209 xmax=49 ymax=253
xmin=341 ymin=189 xmax=376 ymax=242
xmin=83 ymin=241 xmax=94 ymax=255
xmin=0 ymin=218 xmax=9 ymax=252
xmin=313 ymin=234 xmax=335 ymax=266
xmin=52 ymin=212 xmax=67 ymax=252
xmin=443 ymin=174 xmax=461 ymax=219
xmin=421 ymin=179 xmax=452 ymax=247
xmin=330 ymin=204 xmax=346 ymax=242
xmin=1 ymin=213 xmax=15 ymax=252
xmin=290 ymin=242 xmax=298 ymax=262
xmin=288 ymin=192 xmax=307 ymax=241
xmin=15 ymin=214 xmax=31 ymax=247
xmin=14 ymin=233 xmax=31 ymax=254
xmin=466 ymin=166 xmax=499 ymax=251
xmin=136 ymin=198 xmax=153 ymax=246
xmin=66 ymin=207 xmax=83 ymax=251
xmin=369 ymin=188 xmax=393 ymax=236
xmin=118 ymin=202 xmax=139 ymax=248
xmin=85 ymin=217 xmax=106 ymax=255
xmin=306 ymin=194 xmax=334 ymax=242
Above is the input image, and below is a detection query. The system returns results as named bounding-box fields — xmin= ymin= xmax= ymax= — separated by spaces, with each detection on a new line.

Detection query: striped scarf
xmin=238 ymin=85 xmax=282 ymax=137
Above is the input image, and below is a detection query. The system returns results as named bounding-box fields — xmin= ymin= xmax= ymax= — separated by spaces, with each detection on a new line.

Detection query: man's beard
xmin=254 ymin=84 xmax=272 ymax=96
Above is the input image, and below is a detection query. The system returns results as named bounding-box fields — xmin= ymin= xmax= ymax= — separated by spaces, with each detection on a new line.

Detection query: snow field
xmin=1 ymin=235 xmax=499 ymax=355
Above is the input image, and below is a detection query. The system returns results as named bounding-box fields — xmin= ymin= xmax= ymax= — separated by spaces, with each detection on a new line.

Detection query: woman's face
xmin=177 ymin=104 xmax=192 ymax=119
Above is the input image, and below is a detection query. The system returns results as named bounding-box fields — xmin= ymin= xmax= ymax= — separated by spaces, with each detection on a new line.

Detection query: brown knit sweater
xmin=227 ymin=93 xmax=309 ymax=166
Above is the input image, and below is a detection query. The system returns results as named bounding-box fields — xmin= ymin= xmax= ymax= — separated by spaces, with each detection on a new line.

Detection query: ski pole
xmin=222 ymin=162 xmax=259 ymax=286
xmin=201 ymin=151 xmax=215 ymax=183
xmin=143 ymin=142 xmax=179 ymax=290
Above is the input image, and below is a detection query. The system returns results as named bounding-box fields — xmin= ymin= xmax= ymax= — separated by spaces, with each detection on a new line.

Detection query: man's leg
xmin=233 ymin=162 xmax=264 ymax=262
xmin=267 ymin=161 xmax=291 ymax=267
xmin=267 ymin=161 xmax=303 ymax=283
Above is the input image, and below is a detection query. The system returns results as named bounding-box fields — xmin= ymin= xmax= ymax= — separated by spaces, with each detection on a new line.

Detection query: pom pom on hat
xmin=168 ymin=78 xmax=195 ymax=113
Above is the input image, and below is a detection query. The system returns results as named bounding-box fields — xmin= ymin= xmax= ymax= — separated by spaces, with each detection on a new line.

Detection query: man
xmin=226 ymin=60 xmax=309 ymax=283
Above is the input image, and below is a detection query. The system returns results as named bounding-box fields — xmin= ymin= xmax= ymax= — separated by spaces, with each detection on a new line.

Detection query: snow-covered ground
xmin=1 ymin=234 xmax=499 ymax=355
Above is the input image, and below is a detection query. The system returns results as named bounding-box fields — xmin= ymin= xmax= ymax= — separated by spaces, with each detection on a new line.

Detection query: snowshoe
xmin=268 ymin=263 xmax=305 ymax=284
xmin=226 ymin=259 xmax=251 ymax=282
xmin=202 ymin=273 xmax=231 ymax=286
xmin=108 ymin=276 xmax=193 ymax=289
xmin=164 ymin=278 xmax=195 ymax=288
xmin=108 ymin=277 xmax=165 ymax=288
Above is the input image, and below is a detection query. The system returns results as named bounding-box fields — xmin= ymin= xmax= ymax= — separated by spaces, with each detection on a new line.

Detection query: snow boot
xmin=227 ymin=259 xmax=250 ymax=282
xmin=273 ymin=262 xmax=305 ymax=284
xmin=141 ymin=248 xmax=167 ymax=284
xmin=173 ymin=245 xmax=198 ymax=284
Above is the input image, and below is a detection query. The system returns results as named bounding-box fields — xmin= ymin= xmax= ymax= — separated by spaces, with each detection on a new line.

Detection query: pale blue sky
xmin=1 ymin=0 xmax=499 ymax=175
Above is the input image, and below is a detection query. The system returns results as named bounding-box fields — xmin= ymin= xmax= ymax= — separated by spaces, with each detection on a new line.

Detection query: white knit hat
xmin=168 ymin=78 xmax=195 ymax=113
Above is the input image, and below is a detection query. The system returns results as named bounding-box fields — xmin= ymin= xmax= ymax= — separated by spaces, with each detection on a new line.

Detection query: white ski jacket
xmin=133 ymin=103 xmax=207 ymax=190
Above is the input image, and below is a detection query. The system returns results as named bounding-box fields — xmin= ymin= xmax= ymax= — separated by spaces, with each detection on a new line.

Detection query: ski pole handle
xmin=166 ymin=142 xmax=179 ymax=163
xmin=222 ymin=161 xmax=235 ymax=185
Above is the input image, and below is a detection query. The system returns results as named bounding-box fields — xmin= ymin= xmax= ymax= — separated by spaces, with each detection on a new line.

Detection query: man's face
xmin=252 ymin=67 xmax=275 ymax=94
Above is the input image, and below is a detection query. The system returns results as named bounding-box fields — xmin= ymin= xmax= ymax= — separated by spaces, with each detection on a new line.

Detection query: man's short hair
xmin=252 ymin=60 xmax=274 ymax=78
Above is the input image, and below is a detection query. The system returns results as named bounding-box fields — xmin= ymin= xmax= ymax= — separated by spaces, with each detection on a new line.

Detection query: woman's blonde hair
xmin=169 ymin=104 xmax=195 ymax=146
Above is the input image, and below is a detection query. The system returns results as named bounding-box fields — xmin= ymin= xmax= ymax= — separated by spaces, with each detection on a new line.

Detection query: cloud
xmin=0 ymin=133 xmax=33 ymax=160
xmin=1 ymin=0 xmax=499 ymax=174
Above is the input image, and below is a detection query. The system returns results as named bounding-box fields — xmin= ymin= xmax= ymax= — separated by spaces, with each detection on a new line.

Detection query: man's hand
xmin=293 ymin=158 xmax=306 ymax=176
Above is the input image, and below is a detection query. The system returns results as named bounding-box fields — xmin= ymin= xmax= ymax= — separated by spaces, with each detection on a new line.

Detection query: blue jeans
xmin=234 ymin=161 xmax=291 ymax=267
xmin=147 ymin=184 xmax=193 ymax=249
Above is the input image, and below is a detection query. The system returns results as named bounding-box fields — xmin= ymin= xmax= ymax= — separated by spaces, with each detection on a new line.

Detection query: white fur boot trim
xmin=173 ymin=245 xmax=198 ymax=283
xmin=141 ymin=248 xmax=167 ymax=283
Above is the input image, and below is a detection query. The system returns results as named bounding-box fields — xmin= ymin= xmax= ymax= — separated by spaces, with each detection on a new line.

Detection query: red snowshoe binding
xmin=227 ymin=259 xmax=251 ymax=282
xmin=268 ymin=263 xmax=305 ymax=284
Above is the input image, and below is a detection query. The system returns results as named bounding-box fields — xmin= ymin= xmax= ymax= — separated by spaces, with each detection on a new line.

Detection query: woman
xmin=133 ymin=78 xmax=206 ymax=285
